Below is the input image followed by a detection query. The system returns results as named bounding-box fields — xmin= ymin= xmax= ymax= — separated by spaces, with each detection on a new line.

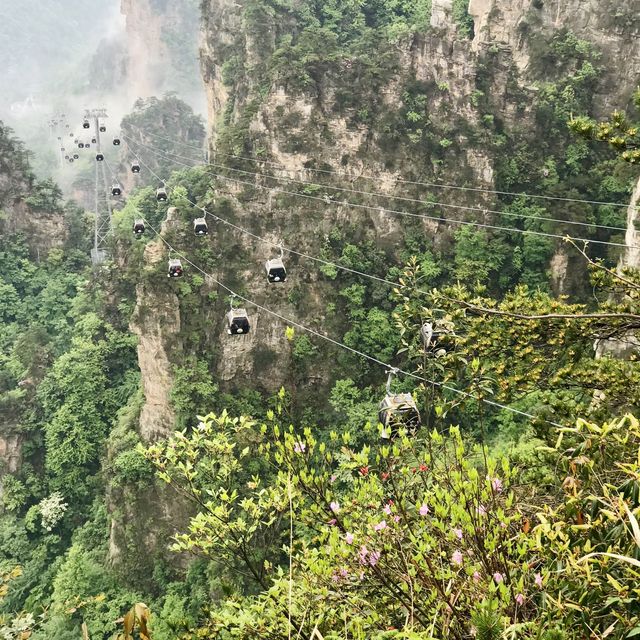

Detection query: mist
xmin=0 ymin=0 xmax=204 ymax=182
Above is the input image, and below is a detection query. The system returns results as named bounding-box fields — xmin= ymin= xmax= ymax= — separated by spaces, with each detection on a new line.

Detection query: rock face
xmin=0 ymin=435 xmax=22 ymax=475
xmin=194 ymin=0 xmax=640 ymax=383
xmin=621 ymin=175 xmax=640 ymax=271
xmin=129 ymin=210 xmax=183 ymax=443
xmin=120 ymin=0 xmax=170 ymax=102
xmin=119 ymin=0 xmax=204 ymax=108
xmin=0 ymin=125 xmax=66 ymax=488
xmin=0 ymin=199 xmax=66 ymax=258
xmin=469 ymin=0 xmax=640 ymax=112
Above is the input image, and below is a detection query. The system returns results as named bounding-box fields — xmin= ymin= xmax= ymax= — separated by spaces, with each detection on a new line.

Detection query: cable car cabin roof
xmin=266 ymin=257 xmax=285 ymax=270
xmin=133 ymin=219 xmax=145 ymax=232
xmin=378 ymin=393 xmax=421 ymax=429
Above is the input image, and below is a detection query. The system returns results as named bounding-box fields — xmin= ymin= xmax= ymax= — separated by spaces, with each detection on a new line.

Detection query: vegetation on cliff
xmin=1 ymin=1 xmax=640 ymax=638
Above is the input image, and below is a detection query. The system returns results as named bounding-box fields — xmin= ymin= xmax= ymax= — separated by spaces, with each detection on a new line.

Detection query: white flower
xmin=38 ymin=492 xmax=68 ymax=531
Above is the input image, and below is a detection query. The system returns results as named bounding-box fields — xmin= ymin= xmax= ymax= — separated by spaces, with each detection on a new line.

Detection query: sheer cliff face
xmin=119 ymin=0 xmax=204 ymax=109
xmin=0 ymin=128 xmax=65 ymax=496
xmin=191 ymin=0 xmax=640 ymax=388
xmin=467 ymin=0 xmax=640 ymax=111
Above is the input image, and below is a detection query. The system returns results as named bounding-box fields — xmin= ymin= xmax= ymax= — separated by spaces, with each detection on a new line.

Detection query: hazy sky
xmin=0 ymin=0 xmax=122 ymax=112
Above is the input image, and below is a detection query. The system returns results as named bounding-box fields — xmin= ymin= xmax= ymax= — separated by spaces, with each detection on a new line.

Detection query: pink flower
xmin=383 ymin=503 xmax=392 ymax=515
xmin=345 ymin=532 xmax=354 ymax=544
xmin=330 ymin=474 xmax=337 ymax=483
xmin=493 ymin=572 xmax=504 ymax=584
xmin=374 ymin=520 xmax=387 ymax=531
xmin=419 ymin=504 xmax=430 ymax=516
xmin=453 ymin=528 xmax=463 ymax=540
xmin=328 ymin=518 xmax=337 ymax=526
xmin=515 ymin=593 xmax=525 ymax=606
xmin=358 ymin=546 xmax=369 ymax=564
xmin=339 ymin=568 xmax=348 ymax=578
xmin=491 ymin=477 xmax=503 ymax=493
xmin=332 ymin=573 xmax=340 ymax=583
xmin=330 ymin=501 xmax=340 ymax=514
xmin=534 ymin=573 xmax=543 ymax=588
xmin=369 ymin=550 xmax=381 ymax=566
xmin=472 ymin=571 xmax=481 ymax=582
xmin=394 ymin=515 xmax=401 ymax=523
xmin=293 ymin=441 xmax=306 ymax=453
xmin=451 ymin=550 xmax=463 ymax=566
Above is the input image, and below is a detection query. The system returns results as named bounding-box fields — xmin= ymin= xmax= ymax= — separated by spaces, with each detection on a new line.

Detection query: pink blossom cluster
xmin=358 ymin=545 xmax=381 ymax=567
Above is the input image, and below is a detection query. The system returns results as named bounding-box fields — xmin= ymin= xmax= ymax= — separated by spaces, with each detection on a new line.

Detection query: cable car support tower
xmin=86 ymin=108 xmax=112 ymax=265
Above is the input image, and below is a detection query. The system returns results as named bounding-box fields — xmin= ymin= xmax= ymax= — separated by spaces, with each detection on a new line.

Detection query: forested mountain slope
xmin=0 ymin=0 xmax=640 ymax=638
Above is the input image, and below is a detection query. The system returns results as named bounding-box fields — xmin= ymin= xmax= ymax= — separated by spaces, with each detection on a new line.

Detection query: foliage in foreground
xmin=570 ymin=88 xmax=640 ymax=163
xmin=144 ymin=410 xmax=640 ymax=639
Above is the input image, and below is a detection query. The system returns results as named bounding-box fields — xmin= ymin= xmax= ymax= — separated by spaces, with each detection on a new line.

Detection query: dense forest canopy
xmin=1 ymin=0 xmax=640 ymax=638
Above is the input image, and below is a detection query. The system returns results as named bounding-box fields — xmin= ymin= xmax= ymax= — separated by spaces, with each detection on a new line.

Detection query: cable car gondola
xmin=96 ymin=154 xmax=104 ymax=162
xmin=86 ymin=144 xmax=91 ymax=149
xmin=265 ymin=246 xmax=287 ymax=283
xmin=73 ymin=154 xmax=79 ymax=159
xmin=227 ymin=304 xmax=250 ymax=335
xmin=156 ymin=186 xmax=168 ymax=201
xmin=378 ymin=370 xmax=421 ymax=440
xmin=168 ymin=258 xmax=183 ymax=278
xmin=99 ymin=125 xmax=106 ymax=133
xmin=78 ymin=142 xmax=85 ymax=149
xmin=82 ymin=120 xmax=90 ymax=129
xmin=91 ymin=137 xmax=97 ymax=144
xmin=133 ymin=219 xmax=145 ymax=236
xmin=111 ymin=183 xmax=122 ymax=197
xmin=113 ymin=138 xmax=120 ymax=146
xmin=193 ymin=217 xmax=208 ymax=236
xmin=131 ymin=163 xmax=141 ymax=173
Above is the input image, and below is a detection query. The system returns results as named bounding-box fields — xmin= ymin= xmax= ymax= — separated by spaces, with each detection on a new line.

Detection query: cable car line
xmin=126 ymin=144 xmax=640 ymax=324
xmin=125 ymin=139 xmax=637 ymax=249
xmin=141 ymin=217 xmax=565 ymax=430
xmin=122 ymin=135 xmax=629 ymax=233
xmin=126 ymin=124 xmax=635 ymax=210
xmin=129 ymin=144 xmax=640 ymax=324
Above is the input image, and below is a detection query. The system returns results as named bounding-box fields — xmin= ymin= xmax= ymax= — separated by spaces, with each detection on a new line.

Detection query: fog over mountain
xmin=0 ymin=0 xmax=203 ymax=177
